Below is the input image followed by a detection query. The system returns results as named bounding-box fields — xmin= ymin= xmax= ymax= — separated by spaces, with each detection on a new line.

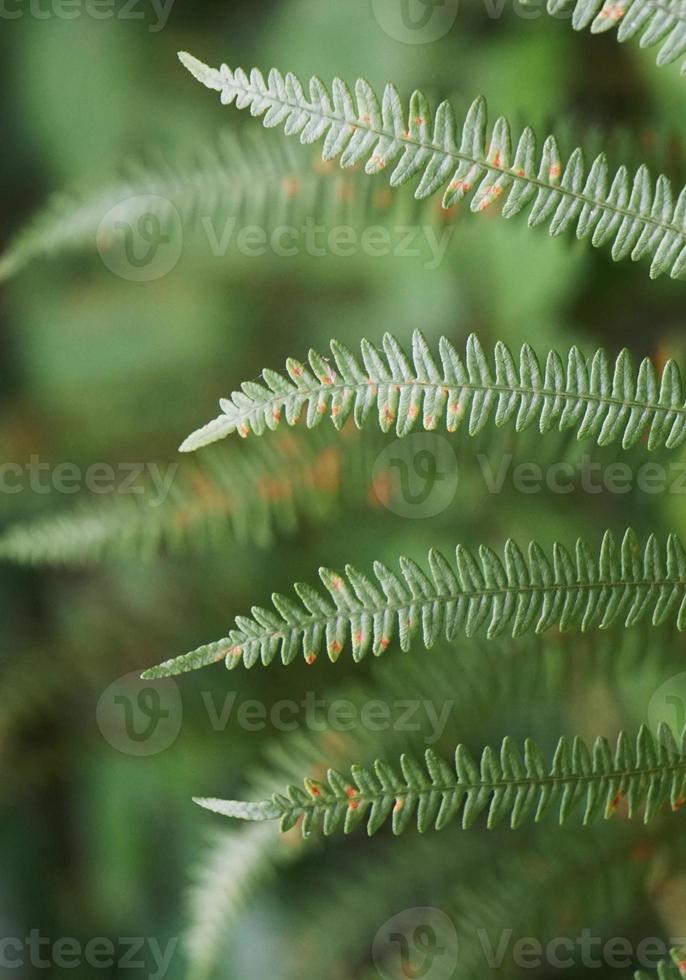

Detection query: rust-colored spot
xmin=281 ymin=175 xmax=301 ymax=199
xmin=305 ymin=652 xmax=317 ymax=665
xmin=549 ymin=162 xmax=562 ymax=180
xmin=330 ymin=639 xmax=343 ymax=655
xmin=345 ymin=786 xmax=358 ymax=799
xmin=673 ymin=797 xmax=686 ymax=812
xmin=394 ymin=798 xmax=404 ymax=812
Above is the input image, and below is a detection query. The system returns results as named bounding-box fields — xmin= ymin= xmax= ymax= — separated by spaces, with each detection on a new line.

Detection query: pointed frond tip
xmin=179 ymin=55 xmax=686 ymax=278
xmin=190 ymin=725 xmax=686 ymax=836
xmin=144 ymin=528 xmax=686 ymax=677
xmin=179 ymin=331 xmax=686 ymax=453
xmin=524 ymin=0 xmax=686 ymax=76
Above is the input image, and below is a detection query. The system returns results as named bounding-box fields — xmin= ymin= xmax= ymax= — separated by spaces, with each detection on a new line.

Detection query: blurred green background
xmin=2 ymin=2 xmax=686 ymax=978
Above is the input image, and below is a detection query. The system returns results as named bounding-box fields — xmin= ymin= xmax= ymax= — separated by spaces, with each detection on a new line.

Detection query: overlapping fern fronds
xmin=178 ymin=52 xmax=686 ymax=279
xmin=526 ymin=0 xmax=686 ymax=75
xmin=180 ymin=331 xmax=686 ymax=454
xmin=194 ymin=724 xmax=686 ymax=836
xmin=143 ymin=528 xmax=686 ymax=677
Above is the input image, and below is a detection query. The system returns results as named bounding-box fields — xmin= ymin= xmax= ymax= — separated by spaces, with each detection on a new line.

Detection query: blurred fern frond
xmin=179 ymin=331 xmax=686 ymax=454
xmin=144 ymin=528 xmax=686 ymax=677
xmin=526 ymin=0 xmax=686 ymax=76
xmin=178 ymin=52 xmax=686 ymax=279
xmin=194 ymin=723 xmax=686 ymax=836
xmin=0 ymin=428 xmax=375 ymax=566
xmin=0 ymin=128 xmax=455 ymax=282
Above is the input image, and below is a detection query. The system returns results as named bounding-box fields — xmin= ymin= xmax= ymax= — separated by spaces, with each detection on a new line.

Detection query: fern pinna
xmin=144 ymin=528 xmax=686 ymax=677
xmin=178 ymin=51 xmax=686 ymax=279
xmin=194 ymin=724 xmax=686 ymax=837
xmin=180 ymin=331 xmax=686 ymax=453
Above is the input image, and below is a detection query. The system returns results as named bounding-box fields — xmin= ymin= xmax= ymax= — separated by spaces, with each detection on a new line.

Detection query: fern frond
xmin=194 ymin=724 xmax=686 ymax=836
xmin=0 ymin=429 xmax=375 ymax=566
xmin=178 ymin=51 xmax=686 ymax=279
xmin=0 ymin=126 xmax=455 ymax=281
xmin=528 ymin=0 xmax=686 ymax=76
xmin=179 ymin=331 xmax=686 ymax=454
xmin=143 ymin=528 xmax=686 ymax=677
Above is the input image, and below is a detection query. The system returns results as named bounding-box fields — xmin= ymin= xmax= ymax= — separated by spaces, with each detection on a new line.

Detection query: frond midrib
xmin=227 ymin=575 xmax=685 ymax=657
xmin=223 ymin=375 xmax=686 ymax=430
xmin=221 ymin=69 xmax=685 ymax=239
xmin=284 ymin=760 xmax=686 ymax=817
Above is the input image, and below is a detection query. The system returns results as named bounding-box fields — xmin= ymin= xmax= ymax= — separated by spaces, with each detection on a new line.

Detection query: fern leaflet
xmin=142 ymin=528 xmax=686 ymax=677
xmin=193 ymin=724 xmax=686 ymax=836
xmin=178 ymin=51 xmax=686 ymax=279
xmin=179 ymin=331 xmax=686 ymax=454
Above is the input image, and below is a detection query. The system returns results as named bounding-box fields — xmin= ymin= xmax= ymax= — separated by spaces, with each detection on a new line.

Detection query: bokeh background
xmin=2 ymin=1 xmax=686 ymax=978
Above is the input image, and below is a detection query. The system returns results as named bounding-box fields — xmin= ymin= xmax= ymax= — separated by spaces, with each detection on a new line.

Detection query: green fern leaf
xmin=178 ymin=51 xmax=686 ymax=278
xmin=142 ymin=528 xmax=686 ymax=677
xmin=193 ymin=724 xmax=686 ymax=836
xmin=179 ymin=331 xmax=686 ymax=454
xmin=527 ymin=0 xmax=686 ymax=76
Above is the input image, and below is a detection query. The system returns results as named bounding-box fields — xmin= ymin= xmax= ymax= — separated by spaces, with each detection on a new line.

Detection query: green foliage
xmin=144 ymin=528 xmax=686 ymax=677
xmin=0 ymin=128 xmax=453 ymax=281
xmin=0 ymin=429 xmax=376 ymax=565
xmin=178 ymin=51 xmax=686 ymax=279
xmin=528 ymin=1 xmax=686 ymax=75
xmin=193 ymin=723 xmax=686 ymax=836
xmin=180 ymin=330 xmax=686 ymax=453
